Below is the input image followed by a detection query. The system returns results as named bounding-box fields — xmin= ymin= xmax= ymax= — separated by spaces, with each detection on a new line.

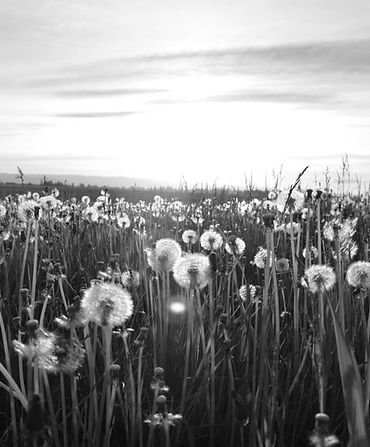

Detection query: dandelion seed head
xmin=82 ymin=206 xmax=99 ymax=222
xmin=81 ymin=195 xmax=90 ymax=205
xmin=146 ymin=238 xmax=181 ymax=272
xmin=116 ymin=212 xmax=130 ymax=228
xmin=305 ymin=265 xmax=336 ymax=294
xmin=225 ymin=236 xmax=246 ymax=256
xmin=121 ymin=270 xmax=140 ymax=288
xmin=81 ymin=282 xmax=134 ymax=326
xmin=173 ymin=253 xmax=211 ymax=289
xmin=303 ymin=246 xmax=319 ymax=260
xmin=53 ymin=338 xmax=85 ymax=374
xmin=182 ymin=229 xmax=198 ymax=245
xmin=0 ymin=204 xmax=6 ymax=219
xmin=276 ymin=258 xmax=290 ymax=272
xmin=39 ymin=195 xmax=58 ymax=210
xmin=13 ymin=329 xmax=57 ymax=370
xmin=253 ymin=247 xmax=274 ymax=269
xmin=276 ymin=189 xmax=305 ymax=213
xmin=200 ymin=230 xmax=223 ymax=251
xmin=346 ymin=261 xmax=370 ymax=288
xmin=239 ymin=285 xmax=248 ymax=302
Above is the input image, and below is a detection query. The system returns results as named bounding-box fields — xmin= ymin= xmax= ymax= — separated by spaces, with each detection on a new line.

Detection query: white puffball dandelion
xmin=13 ymin=330 xmax=57 ymax=371
xmin=173 ymin=253 xmax=211 ymax=289
xmin=0 ymin=204 xmax=6 ymax=219
xmin=253 ymin=247 xmax=274 ymax=269
xmin=303 ymin=246 xmax=319 ymax=260
xmin=239 ymin=285 xmax=248 ymax=302
xmin=39 ymin=195 xmax=58 ymax=210
xmin=346 ymin=261 xmax=370 ymax=289
xmin=182 ymin=229 xmax=198 ymax=245
xmin=225 ymin=236 xmax=246 ymax=256
xmin=81 ymin=282 xmax=133 ymax=326
xmin=200 ymin=230 xmax=223 ymax=251
xmin=276 ymin=189 xmax=305 ymax=213
xmin=82 ymin=206 xmax=99 ymax=222
xmin=146 ymin=238 xmax=182 ymax=273
xmin=81 ymin=195 xmax=91 ymax=205
xmin=121 ymin=270 xmax=140 ymax=288
xmin=305 ymin=265 xmax=336 ymax=294
xmin=116 ymin=212 xmax=130 ymax=229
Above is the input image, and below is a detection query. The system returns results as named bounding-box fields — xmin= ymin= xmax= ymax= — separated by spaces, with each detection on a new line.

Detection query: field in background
xmin=0 ymin=180 xmax=370 ymax=446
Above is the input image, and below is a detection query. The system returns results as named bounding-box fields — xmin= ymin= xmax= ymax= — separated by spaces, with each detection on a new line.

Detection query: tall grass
xmin=0 ymin=183 xmax=369 ymax=446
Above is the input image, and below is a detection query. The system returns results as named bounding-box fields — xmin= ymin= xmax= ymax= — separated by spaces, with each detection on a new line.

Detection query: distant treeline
xmin=0 ymin=181 xmax=266 ymax=203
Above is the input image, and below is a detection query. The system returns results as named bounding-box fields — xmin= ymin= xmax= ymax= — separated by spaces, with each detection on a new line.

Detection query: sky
xmin=1 ymin=0 xmax=370 ymax=190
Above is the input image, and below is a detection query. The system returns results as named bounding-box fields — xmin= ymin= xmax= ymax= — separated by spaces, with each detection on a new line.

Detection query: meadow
xmin=0 ymin=180 xmax=369 ymax=446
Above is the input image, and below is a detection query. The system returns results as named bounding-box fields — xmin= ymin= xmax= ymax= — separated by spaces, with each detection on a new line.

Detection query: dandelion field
xmin=1 ymin=182 xmax=370 ymax=446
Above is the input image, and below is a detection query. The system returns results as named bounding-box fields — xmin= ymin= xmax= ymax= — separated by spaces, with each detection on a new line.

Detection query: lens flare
xmin=169 ymin=301 xmax=186 ymax=314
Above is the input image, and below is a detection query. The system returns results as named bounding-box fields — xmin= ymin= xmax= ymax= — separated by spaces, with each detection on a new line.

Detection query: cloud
xmin=18 ymin=38 xmax=369 ymax=114
xmin=54 ymin=111 xmax=137 ymax=118
xmin=53 ymin=87 xmax=166 ymax=98
xmin=36 ymin=38 xmax=370 ymax=83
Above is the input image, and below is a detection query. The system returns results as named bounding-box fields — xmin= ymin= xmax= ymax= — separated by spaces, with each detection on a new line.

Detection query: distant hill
xmin=0 ymin=173 xmax=177 ymax=188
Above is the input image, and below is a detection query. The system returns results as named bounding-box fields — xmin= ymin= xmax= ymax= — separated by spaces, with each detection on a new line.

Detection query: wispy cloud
xmin=54 ymin=111 xmax=137 ymax=118
xmin=17 ymin=38 xmax=370 ymax=113
xmin=30 ymin=38 xmax=370 ymax=84
xmin=53 ymin=87 xmax=166 ymax=98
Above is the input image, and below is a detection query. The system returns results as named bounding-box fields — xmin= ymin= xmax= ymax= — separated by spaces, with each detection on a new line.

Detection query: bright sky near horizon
xmin=1 ymin=0 xmax=370 ymax=190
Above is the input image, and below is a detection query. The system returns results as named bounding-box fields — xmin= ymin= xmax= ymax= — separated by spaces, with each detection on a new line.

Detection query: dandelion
xmin=39 ymin=195 xmax=58 ymax=210
xmin=82 ymin=206 xmax=99 ymax=222
xmin=153 ymin=195 xmax=164 ymax=205
xmin=121 ymin=270 xmax=140 ymax=288
xmin=144 ymin=412 xmax=183 ymax=427
xmin=81 ymin=281 xmax=134 ymax=326
xmin=200 ymin=230 xmax=223 ymax=251
xmin=0 ymin=204 xmax=6 ymax=219
xmin=173 ymin=253 xmax=211 ymax=289
xmin=17 ymin=200 xmax=40 ymax=221
xmin=81 ymin=195 xmax=90 ymax=205
xmin=276 ymin=189 xmax=305 ymax=213
xmin=182 ymin=229 xmax=198 ymax=245
xmin=323 ymin=222 xmax=335 ymax=241
xmin=225 ymin=236 xmax=246 ymax=256
xmin=346 ymin=261 xmax=370 ymax=288
xmin=190 ymin=207 xmax=204 ymax=225
xmin=249 ymin=285 xmax=263 ymax=303
xmin=168 ymin=200 xmax=186 ymax=222
xmin=303 ymin=246 xmax=319 ymax=260
xmin=285 ymin=222 xmax=301 ymax=234
xmin=276 ymin=258 xmax=290 ymax=272
xmin=116 ymin=212 xmax=130 ymax=229
xmin=309 ymin=413 xmax=340 ymax=446
xmin=53 ymin=337 xmax=85 ymax=374
xmin=239 ymin=285 xmax=248 ymax=302
xmin=253 ymin=247 xmax=274 ymax=269
xmin=146 ymin=238 xmax=182 ymax=273
xmin=262 ymin=200 xmax=275 ymax=210
xmin=305 ymin=265 xmax=336 ymax=294
xmin=13 ymin=326 xmax=57 ymax=370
